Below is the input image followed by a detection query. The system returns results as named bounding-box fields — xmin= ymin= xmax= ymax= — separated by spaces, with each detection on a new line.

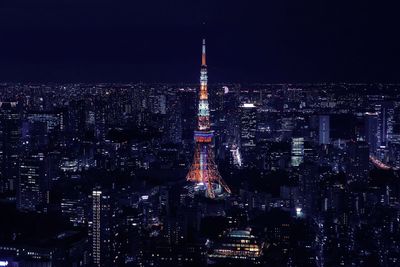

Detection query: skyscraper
xmin=239 ymin=103 xmax=258 ymax=168
xmin=291 ymin=137 xmax=304 ymax=167
xmin=17 ymin=152 xmax=47 ymax=212
xmin=240 ymin=103 xmax=257 ymax=148
xmin=347 ymin=141 xmax=369 ymax=183
xmin=319 ymin=115 xmax=330 ymax=145
xmin=365 ymin=112 xmax=378 ymax=155
xmin=0 ymin=102 xmax=21 ymax=194
xmin=375 ymin=101 xmax=394 ymax=148
xmin=186 ymin=39 xmax=231 ymax=198
xmin=90 ymin=189 xmax=112 ymax=267
xmin=92 ymin=190 xmax=102 ymax=266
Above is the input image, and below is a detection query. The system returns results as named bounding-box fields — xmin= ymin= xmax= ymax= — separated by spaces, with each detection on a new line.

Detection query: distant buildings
xmin=291 ymin=137 xmax=304 ymax=167
xmin=0 ymin=82 xmax=400 ymax=266
xmin=318 ymin=115 xmax=330 ymax=145
xmin=208 ymin=229 xmax=264 ymax=264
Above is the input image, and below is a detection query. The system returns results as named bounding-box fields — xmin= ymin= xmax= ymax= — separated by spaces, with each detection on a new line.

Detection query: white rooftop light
xmin=242 ymin=103 xmax=256 ymax=108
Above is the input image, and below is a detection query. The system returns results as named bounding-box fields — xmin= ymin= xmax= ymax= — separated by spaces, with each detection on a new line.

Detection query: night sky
xmin=0 ymin=0 xmax=399 ymax=83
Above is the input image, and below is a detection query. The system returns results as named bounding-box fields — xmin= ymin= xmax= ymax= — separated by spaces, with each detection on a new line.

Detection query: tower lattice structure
xmin=186 ymin=39 xmax=231 ymax=198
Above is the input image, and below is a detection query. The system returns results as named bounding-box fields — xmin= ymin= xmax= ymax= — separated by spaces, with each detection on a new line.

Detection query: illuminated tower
xmin=90 ymin=189 xmax=112 ymax=267
xmin=186 ymin=39 xmax=231 ymax=198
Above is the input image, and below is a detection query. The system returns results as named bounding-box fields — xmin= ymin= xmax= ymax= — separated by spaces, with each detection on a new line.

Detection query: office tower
xmin=365 ymin=112 xmax=378 ymax=155
xmin=26 ymin=111 xmax=62 ymax=133
xmin=61 ymin=192 xmax=87 ymax=226
xmin=375 ymin=101 xmax=394 ymax=148
xmin=149 ymin=94 xmax=167 ymax=114
xmin=90 ymin=189 xmax=112 ymax=267
xmin=17 ymin=152 xmax=47 ymax=212
xmin=68 ymin=100 xmax=87 ymax=139
xmin=179 ymin=90 xmax=197 ymax=141
xmin=239 ymin=103 xmax=257 ymax=148
xmin=392 ymin=105 xmax=400 ymax=143
xmin=186 ymin=39 xmax=231 ymax=198
xmin=291 ymin=137 xmax=304 ymax=167
xmin=0 ymin=102 xmax=21 ymax=193
xmin=319 ymin=115 xmax=330 ymax=145
xmin=95 ymin=103 xmax=107 ymax=141
xmin=230 ymin=144 xmax=243 ymax=167
xmin=239 ymin=102 xmax=257 ymax=168
xmin=347 ymin=141 xmax=369 ymax=183
xmin=166 ymin=94 xmax=182 ymax=144
xmin=24 ymin=120 xmax=49 ymax=151
xmin=389 ymin=142 xmax=400 ymax=169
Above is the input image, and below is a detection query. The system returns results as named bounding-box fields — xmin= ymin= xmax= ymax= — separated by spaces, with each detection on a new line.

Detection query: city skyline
xmin=1 ymin=1 xmax=400 ymax=267
xmin=0 ymin=80 xmax=400 ymax=266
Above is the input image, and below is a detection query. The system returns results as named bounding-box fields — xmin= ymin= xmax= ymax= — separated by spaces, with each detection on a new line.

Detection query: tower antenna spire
xmin=202 ymin=38 xmax=206 ymax=66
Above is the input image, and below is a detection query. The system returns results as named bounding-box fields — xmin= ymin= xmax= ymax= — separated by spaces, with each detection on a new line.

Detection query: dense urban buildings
xmin=0 ymin=79 xmax=400 ymax=266
xmin=0 ymin=37 xmax=400 ymax=267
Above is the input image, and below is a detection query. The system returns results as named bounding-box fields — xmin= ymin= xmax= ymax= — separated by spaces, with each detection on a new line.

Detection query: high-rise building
xmin=61 ymin=192 xmax=87 ymax=226
xmin=319 ymin=115 xmax=330 ymax=145
xmin=149 ymin=94 xmax=167 ymax=114
xmin=291 ymin=137 xmax=304 ymax=167
xmin=91 ymin=190 xmax=102 ymax=266
xmin=166 ymin=94 xmax=182 ymax=144
xmin=186 ymin=39 xmax=231 ymax=198
xmin=389 ymin=142 xmax=400 ymax=169
xmin=68 ymin=100 xmax=87 ymax=139
xmin=90 ymin=189 xmax=112 ymax=267
xmin=0 ymin=102 xmax=21 ymax=193
xmin=17 ymin=152 xmax=47 ymax=212
xmin=347 ymin=141 xmax=369 ymax=183
xmin=239 ymin=102 xmax=257 ymax=168
xmin=375 ymin=101 xmax=394 ymax=148
xmin=240 ymin=103 xmax=257 ymax=148
xmin=392 ymin=105 xmax=400 ymax=143
xmin=26 ymin=111 xmax=62 ymax=133
xmin=365 ymin=112 xmax=378 ymax=155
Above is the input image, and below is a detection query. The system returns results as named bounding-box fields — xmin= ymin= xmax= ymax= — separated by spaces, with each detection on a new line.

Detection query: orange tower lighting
xmin=186 ymin=39 xmax=231 ymax=198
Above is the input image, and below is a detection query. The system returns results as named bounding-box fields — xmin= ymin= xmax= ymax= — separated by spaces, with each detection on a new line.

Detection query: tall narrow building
xmin=90 ymin=189 xmax=112 ymax=267
xmin=186 ymin=39 xmax=231 ymax=198
xmin=91 ymin=190 xmax=102 ymax=266
xmin=0 ymin=102 xmax=21 ymax=194
xmin=17 ymin=152 xmax=48 ymax=212
xmin=365 ymin=112 xmax=378 ymax=155
xmin=319 ymin=115 xmax=330 ymax=145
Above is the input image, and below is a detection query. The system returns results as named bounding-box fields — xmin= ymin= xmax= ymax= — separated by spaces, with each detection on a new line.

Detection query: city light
xmin=0 ymin=2 xmax=398 ymax=265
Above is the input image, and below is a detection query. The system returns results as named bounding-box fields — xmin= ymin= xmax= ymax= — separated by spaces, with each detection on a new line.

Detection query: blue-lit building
xmin=319 ymin=115 xmax=330 ymax=145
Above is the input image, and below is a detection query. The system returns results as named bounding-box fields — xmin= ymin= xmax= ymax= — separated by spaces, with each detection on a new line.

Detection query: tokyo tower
xmin=186 ymin=39 xmax=231 ymax=198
